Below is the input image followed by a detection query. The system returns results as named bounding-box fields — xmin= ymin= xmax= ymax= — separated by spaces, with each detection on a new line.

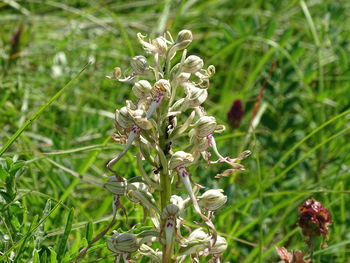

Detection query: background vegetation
xmin=1 ymin=0 xmax=350 ymax=262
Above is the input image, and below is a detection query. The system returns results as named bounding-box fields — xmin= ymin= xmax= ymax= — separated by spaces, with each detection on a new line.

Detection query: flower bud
xmin=152 ymin=37 xmax=167 ymax=55
xmin=193 ymin=116 xmax=217 ymax=137
xmin=130 ymin=55 xmax=148 ymax=74
xmin=179 ymin=228 xmax=210 ymax=255
xmin=115 ymin=106 xmax=134 ymax=129
xmin=182 ymin=55 xmax=204 ymax=74
xmin=184 ymin=84 xmax=208 ymax=108
xmin=198 ymin=189 xmax=227 ymax=211
xmin=175 ymin=30 xmax=193 ymax=50
xmin=177 ymin=72 xmax=191 ymax=84
xmin=170 ymin=195 xmax=186 ymax=215
xmin=139 ymin=244 xmax=162 ymax=262
xmin=104 ymin=176 xmax=127 ymax=195
xmin=162 ymin=204 xmax=180 ymax=220
xmin=188 ymin=228 xmax=209 ymax=241
xmin=190 ymin=135 xmax=210 ymax=153
xmin=132 ymin=80 xmax=153 ymax=99
xmin=154 ymin=79 xmax=171 ymax=95
xmin=169 ymin=151 xmax=194 ymax=170
xmin=128 ymin=182 xmax=159 ymax=213
xmin=210 ymin=235 xmax=227 ymax=254
xmin=106 ymin=232 xmax=139 ymax=253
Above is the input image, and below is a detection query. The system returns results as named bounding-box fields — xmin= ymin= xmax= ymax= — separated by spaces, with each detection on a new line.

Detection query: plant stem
xmin=310 ymin=238 xmax=314 ymax=263
xmin=159 ymin=135 xmax=173 ymax=263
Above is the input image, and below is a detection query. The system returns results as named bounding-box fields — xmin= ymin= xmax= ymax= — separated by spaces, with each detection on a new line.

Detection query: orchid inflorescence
xmin=104 ymin=29 xmax=250 ymax=263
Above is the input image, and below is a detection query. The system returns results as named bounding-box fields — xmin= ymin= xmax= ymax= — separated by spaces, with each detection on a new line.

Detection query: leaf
xmin=33 ymin=250 xmax=40 ymax=263
xmin=56 ymin=208 xmax=74 ymax=260
xmin=9 ymin=161 xmax=25 ymax=174
xmin=41 ymin=250 xmax=48 ymax=262
xmin=85 ymin=221 xmax=93 ymax=243
xmin=49 ymin=247 xmax=58 ymax=263
xmin=14 ymin=215 xmax=39 ymax=262
xmin=0 ymin=168 xmax=9 ymax=181
xmin=34 ymin=199 xmax=52 ymax=249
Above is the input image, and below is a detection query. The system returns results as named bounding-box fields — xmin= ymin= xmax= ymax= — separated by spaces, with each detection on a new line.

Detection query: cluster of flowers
xmin=276 ymin=198 xmax=332 ymax=263
xmin=103 ymin=29 xmax=250 ymax=263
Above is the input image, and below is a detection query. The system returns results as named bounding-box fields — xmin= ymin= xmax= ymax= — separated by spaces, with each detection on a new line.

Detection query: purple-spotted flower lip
xmin=297 ymin=198 xmax=332 ymax=238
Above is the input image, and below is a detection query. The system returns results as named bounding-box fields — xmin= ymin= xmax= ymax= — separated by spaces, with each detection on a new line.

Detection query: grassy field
xmin=1 ymin=0 xmax=350 ymax=262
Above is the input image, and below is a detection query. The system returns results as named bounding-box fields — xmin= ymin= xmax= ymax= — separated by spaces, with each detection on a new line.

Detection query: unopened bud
xmin=162 ymin=204 xmax=180 ymax=220
xmin=183 ymin=55 xmax=204 ymax=74
xmin=177 ymin=72 xmax=191 ymax=84
xmin=170 ymin=195 xmax=186 ymax=215
xmin=210 ymin=235 xmax=227 ymax=254
xmin=128 ymin=182 xmax=159 ymax=213
xmin=198 ymin=189 xmax=227 ymax=211
xmin=184 ymin=84 xmax=208 ymax=108
xmin=154 ymin=79 xmax=171 ymax=95
xmin=106 ymin=232 xmax=139 ymax=253
xmin=193 ymin=116 xmax=217 ymax=137
xmin=152 ymin=37 xmax=167 ymax=55
xmin=131 ymin=55 xmax=148 ymax=74
xmin=169 ymin=151 xmax=194 ymax=170
xmin=132 ymin=80 xmax=153 ymax=99
xmin=190 ymin=135 xmax=210 ymax=153
xmin=189 ymin=228 xmax=210 ymax=241
xmin=178 ymin=228 xmax=210 ymax=255
xmin=115 ymin=106 xmax=134 ymax=129
xmin=104 ymin=176 xmax=127 ymax=195
xmin=175 ymin=30 xmax=193 ymax=50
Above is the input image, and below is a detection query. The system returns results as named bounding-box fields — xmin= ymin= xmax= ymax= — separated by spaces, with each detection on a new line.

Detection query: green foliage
xmin=1 ymin=0 xmax=350 ymax=262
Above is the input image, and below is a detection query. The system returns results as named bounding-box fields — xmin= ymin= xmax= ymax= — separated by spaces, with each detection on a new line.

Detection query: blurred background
xmin=1 ymin=0 xmax=350 ymax=262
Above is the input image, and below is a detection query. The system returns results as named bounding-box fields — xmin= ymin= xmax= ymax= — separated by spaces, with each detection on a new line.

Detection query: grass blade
xmin=57 ymin=208 xmax=74 ymax=260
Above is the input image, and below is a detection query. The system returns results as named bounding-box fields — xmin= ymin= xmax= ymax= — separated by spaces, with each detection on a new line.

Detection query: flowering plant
xmin=102 ymin=29 xmax=250 ymax=263
xmin=276 ymin=198 xmax=332 ymax=263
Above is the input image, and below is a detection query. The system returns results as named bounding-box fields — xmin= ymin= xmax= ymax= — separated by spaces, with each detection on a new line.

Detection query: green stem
xmin=159 ymin=133 xmax=172 ymax=263
xmin=160 ymin=42 xmax=175 ymax=263
xmin=310 ymin=238 xmax=314 ymax=263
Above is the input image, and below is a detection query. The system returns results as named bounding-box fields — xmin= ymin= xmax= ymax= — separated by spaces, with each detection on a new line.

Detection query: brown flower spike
xmin=297 ymin=198 xmax=332 ymax=242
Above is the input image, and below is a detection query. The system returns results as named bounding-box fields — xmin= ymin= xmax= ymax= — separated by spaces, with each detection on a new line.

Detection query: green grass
xmin=1 ymin=0 xmax=350 ymax=262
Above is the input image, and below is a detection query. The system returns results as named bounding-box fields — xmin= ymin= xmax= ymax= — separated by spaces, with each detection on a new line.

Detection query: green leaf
xmin=0 ymin=168 xmax=9 ymax=181
xmin=85 ymin=220 xmax=93 ymax=243
xmin=33 ymin=250 xmax=40 ymax=263
xmin=56 ymin=208 xmax=74 ymax=260
xmin=34 ymin=199 xmax=52 ymax=249
xmin=9 ymin=161 xmax=25 ymax=174
xmin=49 ymin=247 xmax=58 ymax=263
xmin=41 ymin=250 xmax=48 ymax=262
